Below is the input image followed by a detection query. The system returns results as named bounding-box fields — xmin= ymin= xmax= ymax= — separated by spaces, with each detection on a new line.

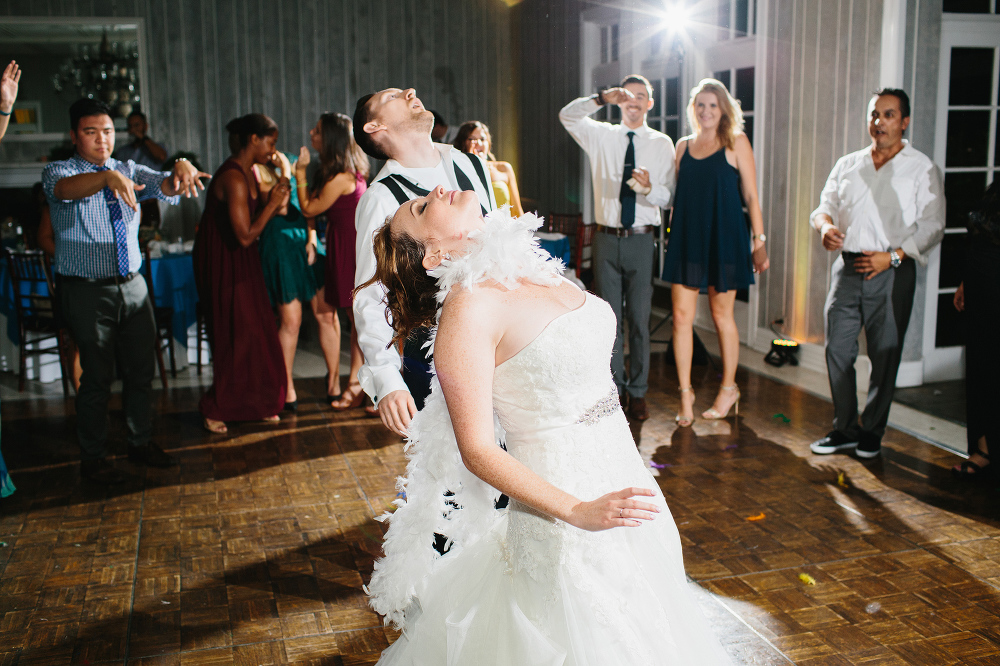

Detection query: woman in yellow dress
xmin=453 ymin=121 xmax=524 ymax=217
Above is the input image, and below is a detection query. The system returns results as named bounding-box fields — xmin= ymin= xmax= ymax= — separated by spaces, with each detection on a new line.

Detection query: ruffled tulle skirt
xmin=376 ymin=501 xmax=732 ymax=666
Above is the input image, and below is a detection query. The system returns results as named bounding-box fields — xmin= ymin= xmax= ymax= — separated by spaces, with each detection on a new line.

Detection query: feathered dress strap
xmin=364 ymin=207 xmax=564 ymax=629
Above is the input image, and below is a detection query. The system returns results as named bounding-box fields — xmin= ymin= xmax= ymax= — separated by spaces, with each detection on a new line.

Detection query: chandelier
xmin=52 ymin=31 xmax=140 ymax=117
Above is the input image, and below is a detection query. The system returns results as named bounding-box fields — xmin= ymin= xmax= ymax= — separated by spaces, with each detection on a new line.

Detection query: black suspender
xmin=376 ymin=157 xmax=493 ymax=216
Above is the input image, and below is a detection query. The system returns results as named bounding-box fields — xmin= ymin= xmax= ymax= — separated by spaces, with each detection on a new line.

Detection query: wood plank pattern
xmin=1 ymin=352 xmax=998 ymax=663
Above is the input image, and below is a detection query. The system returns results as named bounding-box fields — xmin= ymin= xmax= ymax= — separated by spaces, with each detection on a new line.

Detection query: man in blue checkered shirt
xmin=43 ymin=98 xmax=210 ymax=485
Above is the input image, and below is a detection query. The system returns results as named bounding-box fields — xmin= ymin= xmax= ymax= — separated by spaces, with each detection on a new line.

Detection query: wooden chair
xmin=142 ymin=248 xmax=176 ymax=388
xmin=2 ymin=248 xmax=72 ymax=396
xmin=546 ymin=212 xmax=597 ymax=279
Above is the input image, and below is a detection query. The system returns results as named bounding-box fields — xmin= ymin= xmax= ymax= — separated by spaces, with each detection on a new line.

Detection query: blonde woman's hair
xmin=686 ymin=78 xmax=744 ymax=150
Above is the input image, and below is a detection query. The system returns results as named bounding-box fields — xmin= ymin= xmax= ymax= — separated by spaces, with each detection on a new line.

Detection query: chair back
xmin=546 ymin=212 xmax=582 ymax=236
xmin=2 ymin=248 xmax=58 ymax=326
xmin=576 ymin=223 xmax=597 ymax=278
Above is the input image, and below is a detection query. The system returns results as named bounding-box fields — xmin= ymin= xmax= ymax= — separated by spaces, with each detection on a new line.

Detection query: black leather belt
xmin=57 ymin=272 xmax=140 ymax=287
xmin=597 ymin=224 xmax=651 ymax=237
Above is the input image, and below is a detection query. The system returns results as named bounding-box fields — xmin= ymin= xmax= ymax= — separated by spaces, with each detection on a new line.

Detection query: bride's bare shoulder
xmin=438 ymin=282 xmax=509 ymax=335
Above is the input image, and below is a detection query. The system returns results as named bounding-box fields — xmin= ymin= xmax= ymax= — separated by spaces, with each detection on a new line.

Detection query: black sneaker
xmin=81 ymin=458 xmax=126 ymax=485
xmin=810 ymin=431 xmax=859 ymax=455
xmin=856 ymin=433 xmax=882 ymax=459
xmin=128 ymin=443 xmax=178 ymax=468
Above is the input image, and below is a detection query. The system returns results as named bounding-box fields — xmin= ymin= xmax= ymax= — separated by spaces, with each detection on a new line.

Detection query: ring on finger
xmin=619 ymin=508 xmax=624 ymax=518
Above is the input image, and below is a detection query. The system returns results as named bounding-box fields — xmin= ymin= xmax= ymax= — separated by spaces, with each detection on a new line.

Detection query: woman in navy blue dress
xmin=662 ymin=79 xmax=769 ymax=427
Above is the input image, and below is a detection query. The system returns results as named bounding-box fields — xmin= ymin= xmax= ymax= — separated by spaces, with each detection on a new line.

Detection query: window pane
xmin=735 ymin=0 xmax=749 ymax=36
xmin=611 ymin=24 xmax=619 ymax=61
xmin=935 ymin=292 xmax=964 ymax=348
xmin=938 ymin=232 xmax=966 ymax=288
xmin=942 ymin=0 xmax=990 ymax=11
xmin=944 ymin=171 xmax=988 ymax=228
xmin=743 ymin=115 xmax=754 ymax=146
xmin=666 ymin=77 xmax=679 ymax=116
xmin=666 ymin=119 xmax=679 ymax=142
xmin=610 ymin=104 xmax=621 ymax=122
xmin=946 ymin=110 xmax=990 ymax=166
xmin=601 ymin=27 xmax=608 ymax=64
xmin=714 ymin=70 xmax=731 ymax=91
xmin=719 ymin=0 xmax=731 ymax=40
xmin=996 ymin=111 xmax=1000 ymax=165
xmin=949 ymin=47 xmax=994 ymax=105
xmin=651 ymin=79 xmax=662 ymax=117
xmin=736 ymin=67 xmax=755 ymax=111
xmin=648 ymin=119 xmax=662 ymax=132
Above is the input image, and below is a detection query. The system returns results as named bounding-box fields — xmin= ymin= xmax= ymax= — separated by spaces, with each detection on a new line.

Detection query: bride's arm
xmin=434 ymin=290 xmax=659 ymax=532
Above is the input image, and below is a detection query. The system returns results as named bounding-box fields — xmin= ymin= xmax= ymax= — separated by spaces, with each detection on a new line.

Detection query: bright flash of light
xmin=660 ymin=3 xmax=690 ymax=34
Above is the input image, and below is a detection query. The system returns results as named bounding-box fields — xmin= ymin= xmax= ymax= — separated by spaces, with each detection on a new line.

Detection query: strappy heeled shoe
xmin=675 ymin=387 xmax=695 ymax=427
xmin=952 ymin=443 xmax=992 ymax=481
xmin=702 ymin=385 xmax=740 ymax=420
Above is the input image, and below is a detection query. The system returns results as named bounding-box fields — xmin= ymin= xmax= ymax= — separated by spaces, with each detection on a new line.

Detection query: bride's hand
xmin=567 ymin=487 xmax=659 ymax=531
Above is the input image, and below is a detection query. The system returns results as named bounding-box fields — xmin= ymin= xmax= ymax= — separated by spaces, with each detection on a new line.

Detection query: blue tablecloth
xmin=148 ymin=253 xmax=198 ymax=345
xmin=538 ymin=236 xmax=572 ymax=265
xmin=0 ymin=253 xmax=197 ymax=348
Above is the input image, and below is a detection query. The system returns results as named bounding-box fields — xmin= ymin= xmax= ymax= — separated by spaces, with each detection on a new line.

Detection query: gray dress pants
xmin=824 ymin=253 xmax=916 ymax=440
xmin=592 ymin=230 xmax=655 ymax=399
xmin=58 ymin=274 xmax=156 ymax=460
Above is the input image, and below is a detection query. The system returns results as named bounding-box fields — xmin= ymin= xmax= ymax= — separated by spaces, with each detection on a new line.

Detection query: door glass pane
xmin=946 ymin=110 xmax=990 ymax=166
xmin=651 ymin=79 xmax=662 ymax=117
xmin=938 ymin=232 xmax=966 ymax=288
xmin=666 ymin=119 xmax=679 ymax=141
xmin=942 ymin=0 xmax=990 ymax=10
xmin=714 ymin=70 xmax=731 ymax=91
xmin=610 ymin=104 xmax=621 ymax=122
xmin=736 ymin=67 xmax=755 ymax=111
xmin=743 ymin=115 xmax=754 ymax=146
xmin=949 ymin=48 xmax=994 ymax=105
xmin=935 ymin=293 xmax=964 ymax=348
xmin=735 ymin=0 xmax=749 ymax=36
xmin=996 ymin=111 xmax=1000 ymax=165
xmin=718 ymin=0 xmax=731 ymax=40
xmin=666 ymin=77 xmax=679 ymax=116
xmin=944 ymin=171 xmax=988 ymax=227
xmin=648 ymin=119 xmax=662 ymax=132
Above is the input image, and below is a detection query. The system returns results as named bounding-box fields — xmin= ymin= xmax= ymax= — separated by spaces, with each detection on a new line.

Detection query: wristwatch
xmin=753 ymin=233 xmax=766 ymax=242
xmin=889 ymin=250 xmax=901 ymax=268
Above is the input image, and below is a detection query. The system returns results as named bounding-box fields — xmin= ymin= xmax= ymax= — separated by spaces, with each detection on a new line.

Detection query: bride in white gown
xmin=362 ymin=186 xmax=732 ymax=665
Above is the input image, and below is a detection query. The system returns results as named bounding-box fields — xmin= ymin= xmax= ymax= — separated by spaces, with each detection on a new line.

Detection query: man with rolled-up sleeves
xmin=809 ymin=88 xmax=945 ymax=460
xmin=560 ymin=74 xmax=675 ymax=421
xmin=44 ymin=98 xmax=210 ymax=484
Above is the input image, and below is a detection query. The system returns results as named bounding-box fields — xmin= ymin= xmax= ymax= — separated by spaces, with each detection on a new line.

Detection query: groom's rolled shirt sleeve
xmin=353 ymin=186 xmax=410 ymax=404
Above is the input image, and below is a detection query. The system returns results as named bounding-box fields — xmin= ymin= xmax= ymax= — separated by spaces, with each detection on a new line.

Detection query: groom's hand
xmin=379 ymin=390 xmax=417 ymax=436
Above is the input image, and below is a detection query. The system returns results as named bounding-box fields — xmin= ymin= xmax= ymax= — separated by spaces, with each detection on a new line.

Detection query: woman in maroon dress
xmin=194 ymin=114 xmax=288 ymax=434
xmin=295 ymin=112 xmax=369 ymax=410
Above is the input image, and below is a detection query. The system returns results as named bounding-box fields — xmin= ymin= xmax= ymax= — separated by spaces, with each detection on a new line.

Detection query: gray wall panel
xmin=3 ymin=0 xmax=515 ymax=176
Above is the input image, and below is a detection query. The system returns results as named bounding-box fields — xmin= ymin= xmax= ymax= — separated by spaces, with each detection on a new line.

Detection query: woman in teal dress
xmin=257 ymin=152 xmax=343 ymax=410
xmin=662 ymin=79 xmax=769 ymax=427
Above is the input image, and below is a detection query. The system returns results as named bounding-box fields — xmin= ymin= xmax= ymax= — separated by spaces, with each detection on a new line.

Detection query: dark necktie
xmin=96 ymin=165 xmax=131 ymax=276
xmin=619 ymin=131 xmax=636 ymax=229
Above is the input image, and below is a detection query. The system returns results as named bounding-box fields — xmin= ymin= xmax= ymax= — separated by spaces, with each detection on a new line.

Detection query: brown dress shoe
xmin=619 ymin=393 xmax=628 ymax=410
xmin=628 ymin=397 xmax=650 ymax=421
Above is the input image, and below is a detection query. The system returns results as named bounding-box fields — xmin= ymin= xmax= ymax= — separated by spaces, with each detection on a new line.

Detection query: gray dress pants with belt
xmin=592 ymin=230 xmax=655 ymax=399
xmin=824 ymin=253 xmax=916 ymax=440
xmin=58 ymin=274 xmax=156 ymax=460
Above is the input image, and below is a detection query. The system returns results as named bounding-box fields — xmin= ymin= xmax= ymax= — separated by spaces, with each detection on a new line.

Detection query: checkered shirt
xmin=42 ymin=154 xmax=179 ymax=278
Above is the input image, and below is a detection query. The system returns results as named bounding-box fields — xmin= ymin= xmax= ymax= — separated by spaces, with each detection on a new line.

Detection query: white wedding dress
xmin=374 ymin=287 xmax=732 ymax=665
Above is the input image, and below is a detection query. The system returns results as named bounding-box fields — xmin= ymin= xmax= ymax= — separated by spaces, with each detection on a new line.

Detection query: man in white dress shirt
xmin=560 ymin=75 xmax=675 ymax=421
xmin=352 ymin=88 xmax=496 ymax=436
xmin=809 ymin=88 xmax=945 ymax=459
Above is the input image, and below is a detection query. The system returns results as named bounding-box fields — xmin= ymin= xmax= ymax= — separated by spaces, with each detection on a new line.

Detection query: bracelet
xmin=595 ymin=90 xmax=607 ymax=106
xmin=0 ymin=108 xmax=10 ymax=116
xmin=297 ymin=181 xmax=308 ymax=189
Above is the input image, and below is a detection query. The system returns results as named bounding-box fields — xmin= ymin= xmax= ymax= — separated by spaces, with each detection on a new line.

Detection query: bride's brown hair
xmin=357 ymin=220 xmax=440 ymax=349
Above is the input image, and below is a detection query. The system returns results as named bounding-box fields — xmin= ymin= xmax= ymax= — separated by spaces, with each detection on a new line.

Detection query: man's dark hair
xmin=873 ymin=87 xmax=910 ymax=118
xmin=127 ymin=110 xmax=147 ymax=122
xmin=69 ymin=98 xmax=113 ymax=131
xmin=621 ymin=74 xmax=654 ymax=100
xmin=353 ymin=93 xmax=389 ymax=161
xmin=430 ymin=109 xmax=447 ymax=129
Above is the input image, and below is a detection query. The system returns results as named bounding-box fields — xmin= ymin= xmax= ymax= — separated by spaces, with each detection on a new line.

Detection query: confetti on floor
xmin=649 ymin=462 xmax=667 ymax=469
xmin=746 ymin=512 xmax=766 ymax=521
xmin=771 ymin=413 xmax=791 ymax=423
xmin=798 ymin=573 xmax=817 ymax=585
xmin=837 ymin=472 xmax=849 ymax=488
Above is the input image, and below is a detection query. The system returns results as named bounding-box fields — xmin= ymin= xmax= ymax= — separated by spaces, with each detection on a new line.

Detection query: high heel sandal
xmin=675 ymin=387 xmax=695 ymax=427
xmin=702 ymin=385 xmax=740 ymax=420
xmin=952 ymin=444 xmax=992 ymax=481
xmin=331 ymin=383 xmax=365 ymax=411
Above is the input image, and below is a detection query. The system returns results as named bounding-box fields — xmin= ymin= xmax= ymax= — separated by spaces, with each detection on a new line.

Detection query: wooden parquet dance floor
xmin=1 ymin=354 xmax=998 ymax=665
